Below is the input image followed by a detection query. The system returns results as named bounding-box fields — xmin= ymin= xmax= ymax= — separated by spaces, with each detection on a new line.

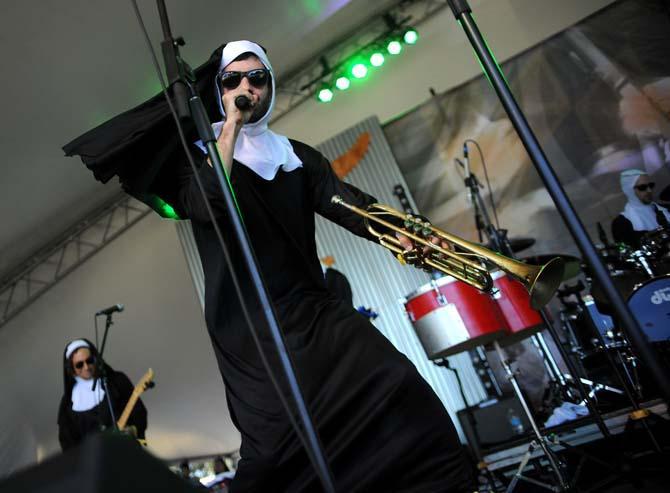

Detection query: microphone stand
xmin=462 ymin=158 xmax=619 ymax=491
xmin=465 ymin=160 xmax=611 ymax=430
xmin=446 ymin=0 xmax=670 ymax=407
xmin=92 ymin=312 xmax=119 ymax=432
xmin=153 ymin=2 xmax=334 ymax=491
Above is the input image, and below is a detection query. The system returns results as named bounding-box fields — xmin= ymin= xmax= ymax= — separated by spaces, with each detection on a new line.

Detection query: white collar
xmin=71 ymin=376 xmax=105 ymax=412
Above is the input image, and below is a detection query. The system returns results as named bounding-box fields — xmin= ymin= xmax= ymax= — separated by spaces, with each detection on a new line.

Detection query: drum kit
xmin=558 ymin=226 xmax=670 ymax=404
xmin=390 ymin=153 xmax=670 ymax=491
xmin=399 ymin=226 xmax=670 ymax=492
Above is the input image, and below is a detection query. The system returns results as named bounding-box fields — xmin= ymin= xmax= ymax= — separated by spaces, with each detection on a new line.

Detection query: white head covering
xmin=64 ymin=339 xmax=105 ymax=411
xmin=620 ymin=168 xmax=670 ymax=230
xmin=195 ymin=40 xmax=302 ymax=180
xmin=65 ymin=339 xmax=89 ymax=359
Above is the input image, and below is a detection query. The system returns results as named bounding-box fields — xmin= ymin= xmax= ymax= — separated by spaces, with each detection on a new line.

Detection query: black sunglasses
xmin=635 ymin=182 xmax=655 ymax=192
xmin=218 ymin=69 xmax=270 ymax=90
xmin=74 ymin=356 xmax=96 ymax=370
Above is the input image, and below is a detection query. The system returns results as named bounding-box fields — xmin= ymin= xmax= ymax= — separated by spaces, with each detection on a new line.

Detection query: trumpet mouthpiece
xmin=331 ymin=195 xmax=343 ymax=204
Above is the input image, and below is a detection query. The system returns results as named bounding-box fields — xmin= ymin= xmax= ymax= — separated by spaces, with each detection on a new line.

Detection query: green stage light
xmin=387 ymin=40 xmax=402 ymax=55
xmin=317 ymin=86 xmax=334 ymax=102
xmin=335 ymin=76 xmax=351 ymax=90
xmin=370 ymin=52 xmax=385 ymax=67
xmin=403 ymin=28 xmax=418 ymax=45
xmin=351 ymin=62 xmax=368 ymax=79
xmin=160 ymin=202 xmax=178 ymax=219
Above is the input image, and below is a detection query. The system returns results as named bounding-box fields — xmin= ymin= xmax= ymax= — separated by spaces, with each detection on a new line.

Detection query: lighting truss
xmin=271 ymin=0 xmax=446 ymax=123
xmin=0 ymin=193 xmax=151 ymax=328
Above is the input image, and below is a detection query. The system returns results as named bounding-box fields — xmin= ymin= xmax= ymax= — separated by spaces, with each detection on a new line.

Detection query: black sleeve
xmin=57 ymin=396 xmax=80 ymax=451
xmin=611 ymin=214 xmax=643 ymax=248
xmin=113 ymin=371 xmax=148 ymax=438
xmin=300 ymin=143 xmax=402 ymax=242
xmin=175 ymin=151 xmax=234 ymax=224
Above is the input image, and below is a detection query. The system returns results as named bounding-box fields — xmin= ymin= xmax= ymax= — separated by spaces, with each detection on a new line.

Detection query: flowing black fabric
xmin=62 ymin=45 xmax=227 ymax=215
xmin=324 ymin=268 xmax=353 ymax=306
xmin=175 ymin=140 xmax=472 ymax=492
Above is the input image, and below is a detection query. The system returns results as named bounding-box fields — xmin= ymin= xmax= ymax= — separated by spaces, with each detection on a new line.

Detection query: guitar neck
xmin=117 ymin=369 xmax=153 ymax=431
xmin=117 ymin=391 xmax=140 ymax=430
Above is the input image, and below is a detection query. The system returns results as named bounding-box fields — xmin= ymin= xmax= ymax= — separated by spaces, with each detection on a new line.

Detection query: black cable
xmin=465 ymin=139 xmax=500 ymax=230
xmin=129 ymin=0 xmax=321 ymax=478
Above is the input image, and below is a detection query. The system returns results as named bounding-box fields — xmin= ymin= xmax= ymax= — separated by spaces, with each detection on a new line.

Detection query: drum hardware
xmin=531 ymin=332 xmax=568 ymax=389
xmin=556 ymin=282 xmax=663 ymax=452
xmin=431 ymin=279 xmax=448 ymax=306
xmin=493 ymin=341 xmax=572 ymax=493
xmin=628 ymin=249 xmax=655 ymax=276
xmin=470 ymin=346 xmax=504 ymax=398
xmin=560 ymin=375 xmax=624 ymax=404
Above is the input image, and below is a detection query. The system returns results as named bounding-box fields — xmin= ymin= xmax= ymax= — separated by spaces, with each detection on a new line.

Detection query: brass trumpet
xmin=331 ymin=195 xmax=564 ymax=309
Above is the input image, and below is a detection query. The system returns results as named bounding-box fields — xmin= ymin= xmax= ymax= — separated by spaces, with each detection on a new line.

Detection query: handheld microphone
xmin=234 ymin=95 xmax=252 ymax=111
xmin=95 ymin=304 xmax=124 ymax=316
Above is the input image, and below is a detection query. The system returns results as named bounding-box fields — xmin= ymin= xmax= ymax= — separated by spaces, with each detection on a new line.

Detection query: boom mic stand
xmin=148 ymin=2 xmax=335 ymax=491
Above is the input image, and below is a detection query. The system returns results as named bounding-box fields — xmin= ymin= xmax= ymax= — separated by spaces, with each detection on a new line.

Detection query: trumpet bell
xmin=528 ymin=257 xmax=565 ymax=309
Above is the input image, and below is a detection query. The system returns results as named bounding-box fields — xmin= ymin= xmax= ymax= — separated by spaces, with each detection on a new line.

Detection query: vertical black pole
xmin=446 ymin=0 xmax=670 ymax=404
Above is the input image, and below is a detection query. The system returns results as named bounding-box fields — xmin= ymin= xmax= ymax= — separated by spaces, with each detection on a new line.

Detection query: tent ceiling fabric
xmin=0 ymin=0 xmax=396 ymax=278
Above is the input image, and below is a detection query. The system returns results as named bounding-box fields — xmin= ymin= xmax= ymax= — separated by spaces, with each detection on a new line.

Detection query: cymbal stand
xmin=493 ymin=341 xmax=571 ymax=492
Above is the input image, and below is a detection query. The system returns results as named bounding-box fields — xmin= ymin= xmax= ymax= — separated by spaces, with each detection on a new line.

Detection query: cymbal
xmin=522 ymin=254 xmax=581 ymax=281
xmin=486 ymin=237 xmax=536 ymax=253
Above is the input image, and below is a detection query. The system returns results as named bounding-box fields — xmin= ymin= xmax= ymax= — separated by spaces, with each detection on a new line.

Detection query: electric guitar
xmin=117 ymin=368 xmax=154 ymax=444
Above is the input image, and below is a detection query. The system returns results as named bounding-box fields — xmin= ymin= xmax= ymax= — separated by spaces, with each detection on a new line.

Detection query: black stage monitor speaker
xmin=0 ymin=433 xmax=203 ymax=492
xmin=456 ymin=396 xmax=532 ymax=460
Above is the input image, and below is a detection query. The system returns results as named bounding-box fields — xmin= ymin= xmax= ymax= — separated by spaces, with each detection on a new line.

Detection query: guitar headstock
xmin=135 ymin=368 xmax=155 ymax=395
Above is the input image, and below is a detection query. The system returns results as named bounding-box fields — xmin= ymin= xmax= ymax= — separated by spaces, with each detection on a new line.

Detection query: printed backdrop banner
xmin=384 ymin=0 xmax=670 ymax=257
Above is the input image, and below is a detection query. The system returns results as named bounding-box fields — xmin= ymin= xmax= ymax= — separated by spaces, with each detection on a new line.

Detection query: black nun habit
xmin=63 ymin=40 xmax=471 ymax=492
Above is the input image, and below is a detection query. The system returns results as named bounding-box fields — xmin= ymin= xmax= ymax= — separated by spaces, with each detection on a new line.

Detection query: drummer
xmin=611 ymin=169 xmax=670 ymax=249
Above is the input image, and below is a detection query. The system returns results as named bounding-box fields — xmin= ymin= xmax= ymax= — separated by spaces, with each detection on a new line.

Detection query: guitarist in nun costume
xmin=57 ymin=339 xmax=148 ymax=450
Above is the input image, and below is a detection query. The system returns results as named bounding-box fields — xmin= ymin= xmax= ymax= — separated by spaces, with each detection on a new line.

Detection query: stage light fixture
xmin=403 ymin=27 xmax=418 ymax=45
xmin=335 ymin=75 xmax=351 ymax=90
xmin=351 ymin=62 xmax=368 ymax=79
xmin=317 ymin=85 xmax=334 ymax=102
xmin=387 ymin=39 xmax=402 ymax=55
xmin=370 ymin=51 xmax=385 ymax=67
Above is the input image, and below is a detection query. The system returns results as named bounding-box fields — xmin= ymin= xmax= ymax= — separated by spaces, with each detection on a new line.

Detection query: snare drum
xmin=492 ymin=270 xmax=544 ymax=345
xmin=403 ymin=276 xmax=509 ymax=359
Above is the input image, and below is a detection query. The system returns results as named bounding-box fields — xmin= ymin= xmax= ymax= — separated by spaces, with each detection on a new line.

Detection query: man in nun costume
xmin=64 ymin=40 xmax=471 ymax=492
xmin=57 ymin=339 xmax=147 ymax=451
xmin=612 ymin=169 xmax=670 ymax=248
